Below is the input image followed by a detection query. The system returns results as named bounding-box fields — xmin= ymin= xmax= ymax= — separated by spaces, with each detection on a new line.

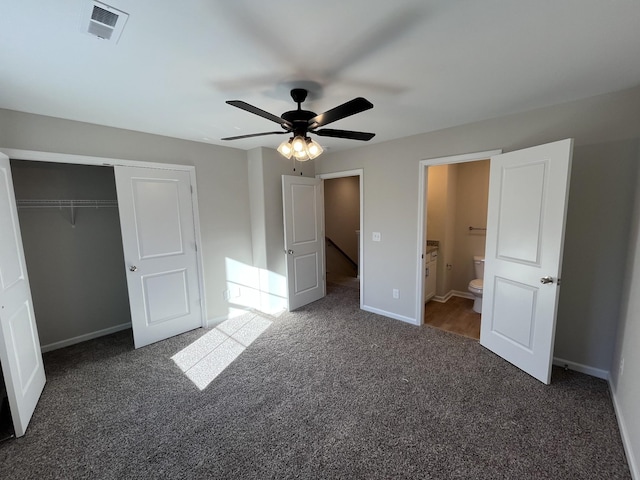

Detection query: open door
xmin=0 ymin=153 xmax=46 ymax=437
xmin=480 ymin=139 xmax=573 ymax=384
xmin=114 ymin=166 xmax=203 ymax=348
xmin=282 ymin=175 xmax=325 ymax=310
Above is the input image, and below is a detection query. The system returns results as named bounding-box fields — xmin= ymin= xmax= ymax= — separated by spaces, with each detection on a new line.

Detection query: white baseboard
xmin=361 ymin=304 xmax=419 ymax=326
xmin=431 ymin=290 xmax=473 ymax=303
xmin=40 ymin=322 xmax=132 ymax=353
xmin=451 ymin=290 xmax=474 ymax=300
xmin=552 ymin=357 xmax=609 ymax=380
xmin=609 ymin=379 xmax=639 ymax=480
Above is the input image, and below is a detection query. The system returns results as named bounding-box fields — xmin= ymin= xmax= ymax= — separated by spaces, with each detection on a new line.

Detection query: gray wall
xmin=555 ymin=140 xmax=639 ymax=369
xmin=10 ymin=161 xmax=130 ymax=348
xmin=610 ymin=144 xmax=640 ymax=479
xmin=314 ymin=85 xmax=640 ymax=372
xmin=0 ymin=108 xmax=253 ymax=324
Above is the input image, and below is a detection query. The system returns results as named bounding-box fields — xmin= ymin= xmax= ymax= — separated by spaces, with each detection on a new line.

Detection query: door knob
xmin=129 ymin=265 xmax=138 ymax=272
xmin=540 ymin=276 xmax=554 ymax=284
xmin=287 ymin=249 xmax=294 ymax=255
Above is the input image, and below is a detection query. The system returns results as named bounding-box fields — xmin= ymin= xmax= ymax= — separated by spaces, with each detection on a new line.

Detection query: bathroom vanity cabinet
xmin=424 ymin=247 xmax=438 ymax=302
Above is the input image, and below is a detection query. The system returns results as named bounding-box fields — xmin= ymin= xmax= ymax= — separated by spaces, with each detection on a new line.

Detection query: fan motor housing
xmin=281 ymin=110 xmax=316 ymax=134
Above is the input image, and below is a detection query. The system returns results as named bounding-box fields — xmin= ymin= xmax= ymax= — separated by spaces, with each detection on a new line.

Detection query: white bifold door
xmin=114 ymin=166 xmax=203 ymax=349
xmin=480 ymin=139 xmax=573 ymax=384
xmin=0 ymin=153 xmax=46 ymax=437
xmin=282 ymin=175 xmax=325 ymax=310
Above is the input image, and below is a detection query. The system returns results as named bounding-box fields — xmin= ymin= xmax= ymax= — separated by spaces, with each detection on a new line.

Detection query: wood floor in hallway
xmin=424 ymin=296 xmax=481 ymax=340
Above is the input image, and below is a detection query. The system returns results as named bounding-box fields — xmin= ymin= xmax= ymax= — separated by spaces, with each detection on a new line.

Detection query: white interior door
xmin=480 ymin=139 xmax=573 ymax=384
xmin=0 ymin=153 xmax=46 ymax=437
xmin=114 ymin=166 xmax=202 ymax=348
xmin=282 ymin=175 xmax=325 ymax=310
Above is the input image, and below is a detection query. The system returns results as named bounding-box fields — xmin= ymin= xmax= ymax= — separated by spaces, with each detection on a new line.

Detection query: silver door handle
xmin=129 ymin=265 xmax=138 ymax=272
xmin=540 ymin=276 xmax=554 ymax=284
xmin=287 ymin=249 xmax=294 ymax=255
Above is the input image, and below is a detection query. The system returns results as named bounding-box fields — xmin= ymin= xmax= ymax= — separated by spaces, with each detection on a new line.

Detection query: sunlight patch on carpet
xmin=172 ymin=314 xmax=272 ymax=390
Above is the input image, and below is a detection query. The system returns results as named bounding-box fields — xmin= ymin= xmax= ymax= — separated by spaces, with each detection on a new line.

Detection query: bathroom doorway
xmin=418 ymin=151 xmax=500 ymax=339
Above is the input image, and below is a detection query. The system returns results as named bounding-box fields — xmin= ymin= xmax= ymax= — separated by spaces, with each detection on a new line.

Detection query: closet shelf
xmin=16 ymin=199 xmax=118 ymax=226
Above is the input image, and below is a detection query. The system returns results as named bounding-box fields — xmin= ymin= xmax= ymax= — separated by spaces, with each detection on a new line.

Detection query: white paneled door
xmin=114 ymin=166 xmax=202 ymax=348
xmin=0 ymin=153 xmax=46 ymax=437
xmin=480 ymin=139 xmax=573 ymax=384
xmin=282 ymin=175 xmax=325 ymax=310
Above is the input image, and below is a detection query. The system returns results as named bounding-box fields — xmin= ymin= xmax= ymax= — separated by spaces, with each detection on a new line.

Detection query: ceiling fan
xmin=221 ymin=88 xmax=375 ymax=160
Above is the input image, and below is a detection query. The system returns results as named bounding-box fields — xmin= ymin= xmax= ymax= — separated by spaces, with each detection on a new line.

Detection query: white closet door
xmin=0 ymin=153 xmax=46 ymax=437
xmin=114 ymin=166 xmax=203 ymax=348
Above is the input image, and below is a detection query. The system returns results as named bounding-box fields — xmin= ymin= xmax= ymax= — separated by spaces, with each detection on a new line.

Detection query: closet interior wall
xmin=10 ymin=160 xmax=130 ymax=351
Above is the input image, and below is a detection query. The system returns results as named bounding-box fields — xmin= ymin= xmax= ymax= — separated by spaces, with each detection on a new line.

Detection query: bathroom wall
xmin=426 ymin=164 xmax=457 ymax=297
xmin=451 ymin=160 xmax=490 ymax=292
xmin=10 ymin=160 xmax=131 ymax=349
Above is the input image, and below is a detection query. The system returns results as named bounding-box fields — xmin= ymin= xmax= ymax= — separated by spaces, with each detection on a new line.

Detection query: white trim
xmin=416 ymin=150 xmax=502 ymax=325
xmin=0 ymin=148 xmax=187 ymax=170
xmin=316 ymin=169 xmax=364 ymax=310
xmin=2 ymin=147 xmax=209 ymax=329
xmin=552 ymin=357 xmax=609 ymax=380
xmin=451 ymin=290 xmax=474 ymax=300
xmin=40 ymin=323 xmax=132 ymax=353
xmin=609 ymin=380 xmax=639 ymax=480
xmin=361 ymin=305 xmax=419 ymax=326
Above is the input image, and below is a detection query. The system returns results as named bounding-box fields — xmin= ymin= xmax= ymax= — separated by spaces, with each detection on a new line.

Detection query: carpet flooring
xmin=0 ymin=282 xmax=631 ymax=479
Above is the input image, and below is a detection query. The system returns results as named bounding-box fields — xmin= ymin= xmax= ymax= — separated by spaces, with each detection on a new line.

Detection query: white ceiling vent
xmin=84 ymin=1 xmax=129 ymax=43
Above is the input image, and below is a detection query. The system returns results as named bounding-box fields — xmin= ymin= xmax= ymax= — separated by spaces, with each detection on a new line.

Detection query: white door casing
xmin=114 ymin=166 xmax=203 ymax=348
xmin=480 ymin=139 xmax=573 ymax=384
xmin=0 ymin=153 xmax=46 ymax=437
xmin=282 ymin=175 xmax=325 ymax=310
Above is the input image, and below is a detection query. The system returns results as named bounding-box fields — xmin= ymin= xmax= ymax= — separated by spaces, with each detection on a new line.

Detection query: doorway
xmin=417 ymin=150 xmax=501 ymax=333
xmin=422 ymin=160 xmax=490 ymax=340
xmin=317 ymin=170 xmax=363 ymax=308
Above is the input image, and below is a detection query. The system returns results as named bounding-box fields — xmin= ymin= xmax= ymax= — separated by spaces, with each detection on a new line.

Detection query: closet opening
xmin=10 ymin=160 xmax=132 ymax=353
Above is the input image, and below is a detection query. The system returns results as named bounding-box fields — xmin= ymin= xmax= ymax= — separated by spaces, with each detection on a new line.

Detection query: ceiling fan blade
xmin=308 ymin=97 xmax=374 ymax=128
xmin=221 ymin=131 xmax=288 ymax=141
xmin=314 ymin=129 xmax=375 ymax=141
xmin=226 ymin=100 xmax=292 ymax=128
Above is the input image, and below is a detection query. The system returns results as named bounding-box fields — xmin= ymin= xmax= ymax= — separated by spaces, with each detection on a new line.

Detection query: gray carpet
xmin=0 ymin=283 xmax=631 ymax=479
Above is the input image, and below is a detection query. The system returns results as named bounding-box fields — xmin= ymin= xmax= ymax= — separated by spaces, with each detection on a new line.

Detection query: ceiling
xmin=2 ymin=0 xmax=640 ymax=153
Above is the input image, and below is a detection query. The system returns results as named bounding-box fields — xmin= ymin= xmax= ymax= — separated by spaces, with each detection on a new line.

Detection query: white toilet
xmin=468 ymin=256 xmax=485 ymax=314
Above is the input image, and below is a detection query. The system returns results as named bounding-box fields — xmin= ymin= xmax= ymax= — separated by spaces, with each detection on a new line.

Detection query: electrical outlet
xmin=393 ymin=288 xmax=399 ymax=299
xmin=619 ymin=358 xmax=625 ymax=377
xmin=372 ymin=232 xmax=381 ymax=242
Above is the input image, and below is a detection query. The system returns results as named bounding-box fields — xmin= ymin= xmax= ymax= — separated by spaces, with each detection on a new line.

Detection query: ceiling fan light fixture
xmin=293 ymin=149 xmax=310 ymax=162
xmin=306 ymin=138 xmax=323 ymax=159
xmin=291 ymin=135 xmax=306 ymax=153
xmin=277 ymin=139 xmax=294 ymax=159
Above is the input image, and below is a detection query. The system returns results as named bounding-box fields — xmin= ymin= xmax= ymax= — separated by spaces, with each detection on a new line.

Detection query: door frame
xmin=0 ymin=147 xmax=208 ymax=331
xmin=316 ymin=169 xmax=364 ymax=309
xmin=416 ymin=150 xmax=502 ymax=324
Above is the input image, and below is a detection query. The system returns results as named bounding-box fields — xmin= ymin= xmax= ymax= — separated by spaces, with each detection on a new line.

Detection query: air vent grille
xmin=83 ymin=1 xmax=129 ymax=43
xmin=91 ymin=6 xmax=119 ymax=27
